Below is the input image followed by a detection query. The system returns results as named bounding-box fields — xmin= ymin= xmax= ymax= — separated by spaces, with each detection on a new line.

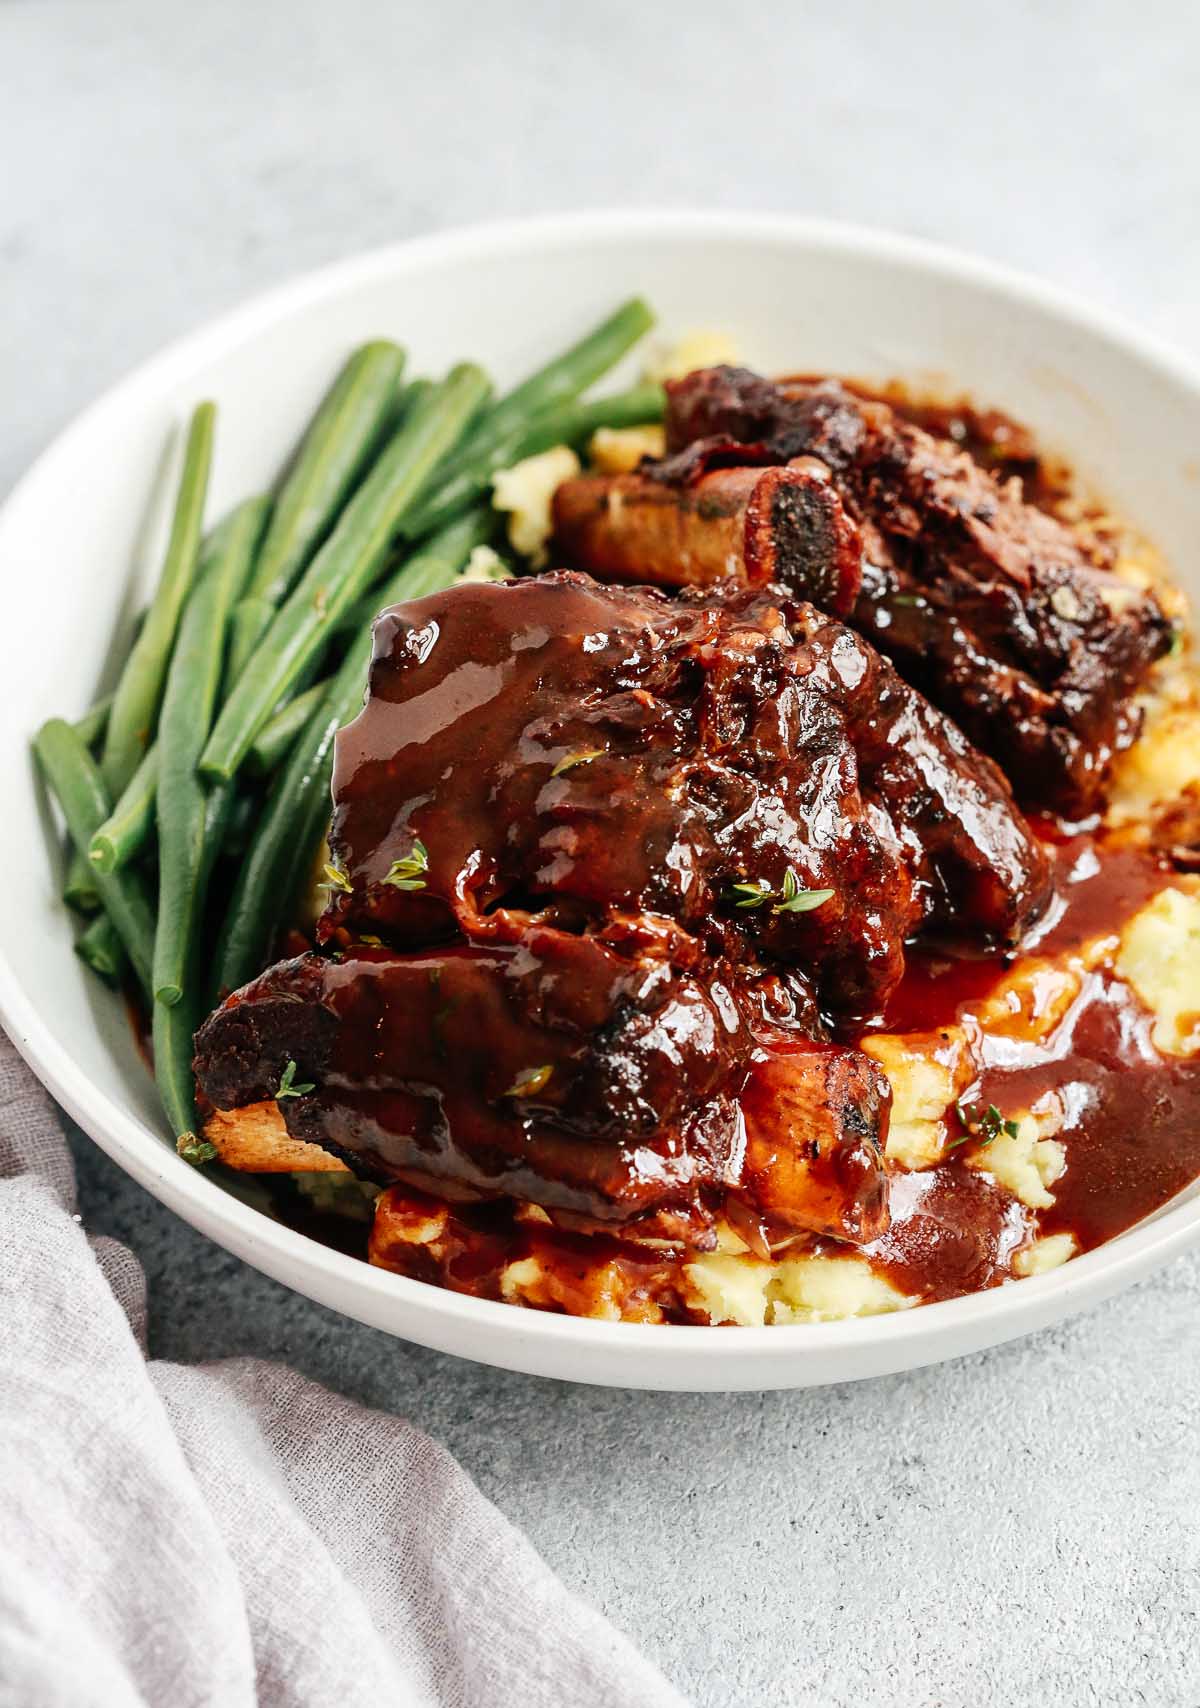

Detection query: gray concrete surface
xmin=5 ymin=3 xmax=1200 ymax=1703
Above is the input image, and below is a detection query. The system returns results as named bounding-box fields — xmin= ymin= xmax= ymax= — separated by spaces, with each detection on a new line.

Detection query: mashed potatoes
xmin=683 ymin=1249 xmax=911 ymax=1328
xmin=1116 ymin=887 xmax=1200 ymax=1057
xmin=492 ymin=445 xmax=581 ymax=565
xmin=643 ymin=328 xmax=741 ymax=384
xmin=1013 ymin=1233 xmax=1078 ymax=1278
xmin=861 ymin=1031 xmax=970 ymax=1169
xmin=966 ymin=1107 xmax=1066 ymax=1213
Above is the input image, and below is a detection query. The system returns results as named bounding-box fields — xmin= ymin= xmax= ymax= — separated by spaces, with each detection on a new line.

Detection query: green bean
xmin=100 ymin=402 xmax=215 ymax=795
xmin=200 ymin=364 xmax=491 ymax=783
xmin=454 ymin=297 xmax=653 ymax=462
xmin=86 ymin=502 xmax=266 ymax=876
xmin=246 ymin=682 xmax=327 ymax=775
xmin=153 ymin=501 xmax=262 ymax=1006
xmin=219 ymin=784 xmax=261 ymax=858
xmin=33 ymin=720 xmax=156 ymax=995
xmin=84 ymin=505 xmax=267 ymax=876
xmin=72 ymin=694 xmax=113 ymax=750
xmin=225 ymin=385 xmax=428 ymax=686
xmin=400 ymin=383 xmax=664 ymax=542
xmin=212 ymin=508 xmax=494 ymax=1000
xmin=224 ymin=345 xmax=405 ymax=680
xmin=64 ymin=696 xmax=118 ymax=909
xmin=246 ymin=342 xmax=406 ymax=606
xmin=210 ymin=495 xmax=272 ymax=648
xmin=64 ymin=852 xmax=101 ymax=915
xmin=75 ymin=912 xmax=125 ymax=986
xmin=225 ymin=594 xmax=276 ymax=685
xmin=153 ymin=987 xmax=202 ymax=1147
xmin=88 ymin=743 xmax=159 ymax=873
xmin=63 ymin=696 xmax=119 ymax=909
xmin=154 ymin=782 xmax=236 ymax=1149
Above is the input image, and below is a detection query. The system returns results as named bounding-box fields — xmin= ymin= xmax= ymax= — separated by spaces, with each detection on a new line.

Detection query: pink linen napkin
xmin=0 ymin=1030 xmax=689 ymax=1708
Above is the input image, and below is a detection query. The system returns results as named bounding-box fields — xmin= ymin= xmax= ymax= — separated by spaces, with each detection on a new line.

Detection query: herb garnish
xmin=551 ymin=748 xmax=604 ymax=778
xmin=382 ymin=839 xmax=429 ymax=891
xmin=947 ymin=1100 xmax=1020 ymax=1151
xmin=320 ymin=861 xmax=353 ymax=894
xmin=177 ymin=1135 xmax=217 ymax=1167
xmin=276 ymin=1059 xmax=315 ymax=1100
xmin=729 ymin=878 xmax=775 ymax=909
xmin=727 ymin=868 xmax=835 ymax=917
xmin=504 ymin=1064 xmax=554 ymax=1098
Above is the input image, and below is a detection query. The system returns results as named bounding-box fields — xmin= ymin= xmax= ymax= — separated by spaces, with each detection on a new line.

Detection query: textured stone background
xmin=4 ymin=3 xmax=1200 ymax=1703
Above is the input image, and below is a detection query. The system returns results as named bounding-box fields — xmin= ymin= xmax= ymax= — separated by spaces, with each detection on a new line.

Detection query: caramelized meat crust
xmin=321 ymin=572 xmax=1048 ymax=1017
xmin=556 ymin=367 xmax=1172 ymax=814
xmin=551 ymin=460 xmax=864 ymax=613
xmin=192 ymin=943 xmax=890 ymax=1246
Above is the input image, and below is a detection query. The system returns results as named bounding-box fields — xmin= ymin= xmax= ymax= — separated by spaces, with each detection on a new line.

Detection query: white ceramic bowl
xmin=4 ymin=212 xmax=1200 ymax=1391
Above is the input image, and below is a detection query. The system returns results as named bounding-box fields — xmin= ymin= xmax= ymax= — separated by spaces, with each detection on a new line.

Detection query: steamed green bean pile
xmin=34 ymin=299 xmax=662 ymax=1153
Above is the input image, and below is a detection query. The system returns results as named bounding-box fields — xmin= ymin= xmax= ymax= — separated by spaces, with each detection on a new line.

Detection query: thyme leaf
xmin=726 ymin=869 xmax=834 ymax=915
xmin=504 ymin=1064 xmax=554 ymax=1099
xmin=948 ymin=1099 xmax=1020 ymax=1151
xmin=773 ymin=872 xmax=834 ymax=915
xmin=320 ymin=861 xmax=353 ymax=895
xmin=551 ymin=749 xmax=604 ymax=778
xmin=382 ymin=839 xmax=428 ymax=891
xmin=276 ymin=1059 xmax=315 ymax=1100
xmin=729 ymin=878 xmax=774 ymax=910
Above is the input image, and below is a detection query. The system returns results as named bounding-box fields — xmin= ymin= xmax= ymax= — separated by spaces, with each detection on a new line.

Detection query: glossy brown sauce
xmin=860 ymin=1166 xmax=1029 ymax=1302
xmin=982 ymin=976 xmax=1200 ymax=1252
xmin=877 ymin=833 xmax=1170 ymax=1036
xmin=862 ymin=834 xmax=1200 ymax=1303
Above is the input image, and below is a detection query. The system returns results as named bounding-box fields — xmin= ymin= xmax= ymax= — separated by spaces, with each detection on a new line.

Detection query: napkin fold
xmin=0 ymin=1032 xmax=689 ymax=1708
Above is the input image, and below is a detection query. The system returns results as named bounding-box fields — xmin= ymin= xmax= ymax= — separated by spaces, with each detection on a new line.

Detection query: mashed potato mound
xmin=588 ymin=423 xmax=667 ymax=474
xmin=966 ymin=1105 xmax=1066 ymax=1211
xmin=1013 ymin=1233 xmax=1078 ymax=1278
xmin=498 ymin=1253 xmax=663 ymax=1323
xmin=1108 ymin=666 xmax=1200 ymax=825
xmin=459 ymin=544 xmax=510 ymax=583
xmin=862 ymin=1030 xmax=970 ymax=1169
xmin=492 ymin=444 xmax=581 ymax=564
xmin=1116 ymin=887 xmax=1200 ymax=1057
xmin=684 ymin=1250 xmax=911 ymax=1327
xmin=644 ymin=329 xmax=741 ymax=384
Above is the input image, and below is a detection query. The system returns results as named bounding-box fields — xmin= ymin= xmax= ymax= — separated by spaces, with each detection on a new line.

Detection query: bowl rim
xmin=5 ymin=206 xmax=1200 ymax=1376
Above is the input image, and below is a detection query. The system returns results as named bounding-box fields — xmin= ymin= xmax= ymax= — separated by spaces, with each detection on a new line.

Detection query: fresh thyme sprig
xmin=276 ymin=1059 xmax=315 ymax=1100
xmin=947 ymin=1100 xmax=1020 ymax=1151
xmin=382 ymin=838 xmax=429 ymax=890
xmin=727 ymin=868 xmax=835 ymax=917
